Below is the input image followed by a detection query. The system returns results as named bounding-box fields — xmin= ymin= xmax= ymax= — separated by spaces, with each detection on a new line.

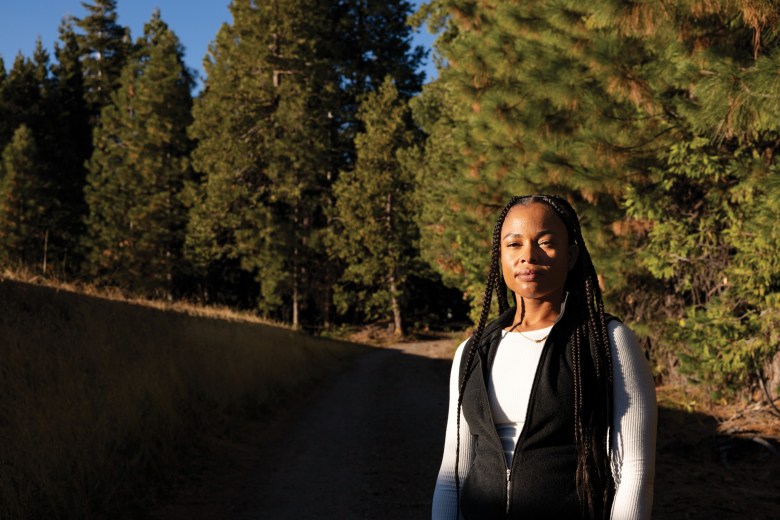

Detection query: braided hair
xmin=454 ymin=195 xmax=615 ymax=519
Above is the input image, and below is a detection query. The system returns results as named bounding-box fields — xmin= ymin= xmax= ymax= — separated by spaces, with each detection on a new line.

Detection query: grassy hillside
xmin=0 ymin=278 xmax=362 ymax=519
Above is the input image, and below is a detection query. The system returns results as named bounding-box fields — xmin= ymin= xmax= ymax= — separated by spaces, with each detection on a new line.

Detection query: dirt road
xmin=151 ymin=336 xmax=780 ymax=520
xmin=151 ymin=338 xmax=459 ymax=520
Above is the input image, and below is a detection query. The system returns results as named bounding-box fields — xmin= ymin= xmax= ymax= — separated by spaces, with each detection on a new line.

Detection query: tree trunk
xmin=389 ymin=271 xmax=403 ymax=336
xmin=385 ymin=191 xmax=402 ymax=336
xmin=292 ymin=201 xmax=300 ymax=329
xmin=292 ymin=239 xmax=300 ymax=329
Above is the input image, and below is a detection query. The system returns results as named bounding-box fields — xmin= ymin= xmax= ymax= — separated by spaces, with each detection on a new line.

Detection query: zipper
xmin=506 ymin=468 xmax=512 ymax=514
xmin=503 ymin=330 xmax=555 ymax=517
xmin=476 ymin=348 xmax=513 ymax=516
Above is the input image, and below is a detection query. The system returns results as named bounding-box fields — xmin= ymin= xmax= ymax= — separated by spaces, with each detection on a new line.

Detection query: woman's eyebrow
xmin=502 ymin=230 xmax=557 ymax=240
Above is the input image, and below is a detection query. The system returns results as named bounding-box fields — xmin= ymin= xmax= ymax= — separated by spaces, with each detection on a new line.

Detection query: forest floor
xmin=149 ymin=330 xmax=780 ymax=520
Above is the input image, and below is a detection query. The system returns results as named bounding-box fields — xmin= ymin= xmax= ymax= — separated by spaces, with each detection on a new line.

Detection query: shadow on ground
xmin=654 ymin=406 xmax=780 ymax=520
xmin=150 ymin=341 xmax=780 ymax=520
xmin=151 ymin=342 xmax=454 ymax=520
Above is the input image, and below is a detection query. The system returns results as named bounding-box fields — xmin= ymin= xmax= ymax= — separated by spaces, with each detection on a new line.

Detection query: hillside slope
xmin=0 ymin=278 xmax=361 ymax=519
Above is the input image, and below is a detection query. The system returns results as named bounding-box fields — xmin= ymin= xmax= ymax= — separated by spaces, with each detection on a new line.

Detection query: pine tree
xmin=0 ymin=125 xmax=50 ymax=268
xmin=0 ymin=53 xmax=43 ymax=150
xmin=0 ymin=44 xmax=69 ymax=273
xmin=187 ymin=0 xmax=339 ymax=325
xmin=325 ymin=0 xmax=426 ymax=190
xmin=0 ymin=55 xmax=6 ymax=152
xmin=327 ymin=77 xmax=418 ymax=334
xmin=187 ymin=0 xmax=425 ymax=326
xmin=618 ymin=1 xmax=780 ymax=395
xmin=410 ymin=0 xmax=668 ymax=320
xmin=75 ymin=0 xmax=131 ymax=118
xmin=83 ymin=10 xmax=193 ymax=295
xmin=413 ymin=0 xmax=780 ymax=395
xmin=406 ymin=77 xmax=481 ymax=311
xmin=337 ymin=0 xmax=425 ymax=96
xmin=48 ymin=17 xmax=93 ymax=273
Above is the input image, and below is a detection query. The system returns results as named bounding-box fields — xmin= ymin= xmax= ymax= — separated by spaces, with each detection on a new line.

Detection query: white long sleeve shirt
xmin=432 ymin=319 xmax=657 ymax=520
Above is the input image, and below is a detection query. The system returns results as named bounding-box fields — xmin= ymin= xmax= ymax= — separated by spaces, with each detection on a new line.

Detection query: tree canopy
xmin=1 ymin=0 xmax=778 ymax=398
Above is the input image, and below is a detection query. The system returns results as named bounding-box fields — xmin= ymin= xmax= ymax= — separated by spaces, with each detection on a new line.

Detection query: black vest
xmin=458 ymin=306 xmax=607 ymax=519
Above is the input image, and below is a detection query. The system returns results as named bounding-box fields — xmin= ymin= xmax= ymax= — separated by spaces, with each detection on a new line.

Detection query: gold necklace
xmin=516 ymin=330 xmax=550 ymax=344
xmin=506 ymin=321 xmax=550 ymax=344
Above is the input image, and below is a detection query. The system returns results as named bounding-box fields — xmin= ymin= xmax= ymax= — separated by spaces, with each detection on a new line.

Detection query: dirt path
xmin=150 ymin=337 xmax=459 ymax=520
xmin=150 ymin=337 xmax=780 ymax=520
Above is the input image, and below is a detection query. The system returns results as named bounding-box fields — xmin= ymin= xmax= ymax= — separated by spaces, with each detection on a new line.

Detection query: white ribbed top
xmin=489 ymin=329 xmax=550 ymax=467
xmin=431 ymin=319 xmax=657 ymax=520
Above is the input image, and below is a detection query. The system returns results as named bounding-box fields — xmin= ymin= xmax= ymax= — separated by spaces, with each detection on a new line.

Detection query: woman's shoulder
xmin=604 ymin=318 xmax=652 ymax=378
xmin=605 ymin=317 xmax=639 ymax=350
xmin=452 ymin=337 xmax=470 ymax=363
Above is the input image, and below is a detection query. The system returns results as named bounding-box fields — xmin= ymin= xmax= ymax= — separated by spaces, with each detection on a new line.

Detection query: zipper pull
xmin=506 ymin=469 xmax=512 ymax=514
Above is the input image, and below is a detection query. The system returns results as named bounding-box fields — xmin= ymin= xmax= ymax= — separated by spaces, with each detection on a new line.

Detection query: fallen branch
xmin=751 ymin=436 xmax=780 ymax=460
xmin=755 ymin=368 xmax=780 ymax=418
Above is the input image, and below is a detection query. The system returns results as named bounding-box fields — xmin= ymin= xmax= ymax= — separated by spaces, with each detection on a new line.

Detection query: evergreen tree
xmin=406 ymin=77 xmax=481 ymax=312
xmin=0 ymin=53 xmax=43 ymax=150
xmin=333 ymin=0 xmax=426 ymax=161
xmin=619 ymin=1 xmax=780 ymax=395
xmin=48 ymin=17 xmax=93 ymax=273
xmin=0 ymin=125 xmax=50 ymax=268
xmin=188 ymin=0 xmax=425 ymax=326
xmin=187 ymin=0 xmax=339 ymax=325
xmin=75 ymin=0 xmax=131 ymax=118
xmin=0 ymin=55 xmax=5 ymax=154
xmin=411 ymin=0 xmax=668 ymax=321
xmin=83 ymin=10 xmax=193 ymax=295
xmin=413 ymin=0 xmax=780 ymax=395
xmin=0 ymin=44 xmax=70 ymax=274
xmin=337 ymin=0 xmax=425 ymax=97
xmin=327 ymin=77 xmax=418 ymax=334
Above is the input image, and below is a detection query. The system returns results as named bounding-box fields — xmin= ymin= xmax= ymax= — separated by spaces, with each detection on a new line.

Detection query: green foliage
xmin=47 ymin=18 xmax=93 ymax=273
xmin=0 ymin=37 xmax=91 ymax=275
xmin=0 ymin=125 xmax=50 ymax=267
xmin=83 ymin=10 xmax=193 ymax=295
xmin=625 ymin=139 xmax=738 ymax=300
xmin=186 ymin=0 xmax=337 ymax=322
xmin=327 ymin=77 xmax=418 ymax=331
xmin=411 ymin=0 xmax=658 ymax=320
xmin=187 ymin=0 xmax=424 ymax=326
xmin=412 ymin=0 xmax=780 ymax=395
xmin=0 ymin=52 xmax=46 ymax=151
xmin=625 ymin=137 xmax=780 ymax=393
xmin=75 ymin=0 xmax=131 ymax=118
xmin=670 ymin=296 xmax=779 ymax=399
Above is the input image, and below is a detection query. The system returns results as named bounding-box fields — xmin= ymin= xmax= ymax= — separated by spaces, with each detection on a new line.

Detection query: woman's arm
xmin=608 ymin=321 xmax=658 ymax=520
xmin=432 ymin=340 xmax=474 ymax=520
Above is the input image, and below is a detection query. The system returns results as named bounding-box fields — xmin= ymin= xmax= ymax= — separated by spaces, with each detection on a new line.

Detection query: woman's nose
xmin=517 ymin=243 xmax=537 ymax=264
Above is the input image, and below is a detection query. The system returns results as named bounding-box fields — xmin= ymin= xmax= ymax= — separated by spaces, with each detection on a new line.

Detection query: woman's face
xmin=500 ymin=202 xmax=578 ymax=303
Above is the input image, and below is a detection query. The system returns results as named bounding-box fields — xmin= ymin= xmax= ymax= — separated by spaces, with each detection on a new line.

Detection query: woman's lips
xmin=516 ymin=269 xmax=543 ymax=282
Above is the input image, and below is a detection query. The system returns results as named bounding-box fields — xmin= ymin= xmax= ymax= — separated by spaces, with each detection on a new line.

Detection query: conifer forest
xmin=2 ymin=0 xmax=780 ymax=403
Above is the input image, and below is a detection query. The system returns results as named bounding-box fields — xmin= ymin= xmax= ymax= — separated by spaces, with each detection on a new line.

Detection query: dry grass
xmin=1 ymin=266 xmax=284 ymax=327
xmin=0 ymin=277 xmax=362 ymax=519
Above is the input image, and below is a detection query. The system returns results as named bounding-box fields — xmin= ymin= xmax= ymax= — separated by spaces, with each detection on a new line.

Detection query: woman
xmin=432 ymin=195 xmax=657 ymax=519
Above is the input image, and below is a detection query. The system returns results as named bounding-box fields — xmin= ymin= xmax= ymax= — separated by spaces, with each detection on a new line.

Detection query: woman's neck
xmin=509 ymin=294 xmax=565 ymax=331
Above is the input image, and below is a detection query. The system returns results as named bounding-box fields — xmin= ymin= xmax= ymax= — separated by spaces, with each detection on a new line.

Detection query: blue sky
xmin=0 ymin=0 xmax=438 ymax=92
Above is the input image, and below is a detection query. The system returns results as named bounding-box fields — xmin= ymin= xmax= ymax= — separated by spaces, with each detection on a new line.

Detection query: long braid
xmin=536 ymin=195 xmax=615 ymax=519
xmin=454 ymin=197 xmax=523 ymax=515
xmin=571 ymin=327 xmax=586 ymax=516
